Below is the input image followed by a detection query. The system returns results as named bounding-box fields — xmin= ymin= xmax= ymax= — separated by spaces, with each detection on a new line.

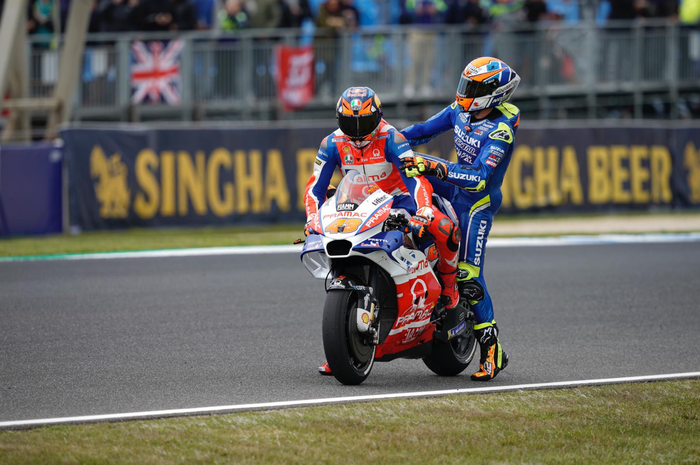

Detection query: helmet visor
xmin=456 ymin=75 xmax=500 ymax=99
xmin=338 ymin=113 xmax=380 ymax=140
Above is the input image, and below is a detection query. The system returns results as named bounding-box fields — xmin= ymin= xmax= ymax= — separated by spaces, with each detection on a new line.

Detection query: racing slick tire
xmin=422 ymin=323 xmax=477 ymax=376
xmin=322 ymin=290 xmax=376 ymax=385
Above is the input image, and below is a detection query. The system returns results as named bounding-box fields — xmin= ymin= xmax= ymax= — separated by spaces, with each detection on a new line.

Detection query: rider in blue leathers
xmin=400 ymin=56 xmax=521 ymax=381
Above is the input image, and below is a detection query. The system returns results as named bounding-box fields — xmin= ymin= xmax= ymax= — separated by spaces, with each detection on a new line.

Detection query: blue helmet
xmin=456 ymin=57 xmax=520 ymax=112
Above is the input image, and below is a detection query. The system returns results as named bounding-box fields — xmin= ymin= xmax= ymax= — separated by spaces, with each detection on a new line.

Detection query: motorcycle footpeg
xmin=430 ymin=304 xmax=447 ymax=324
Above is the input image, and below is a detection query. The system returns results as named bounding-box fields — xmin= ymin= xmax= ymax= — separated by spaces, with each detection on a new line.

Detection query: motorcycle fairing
xmin=375 ymin=259 xmax=441 ymax=359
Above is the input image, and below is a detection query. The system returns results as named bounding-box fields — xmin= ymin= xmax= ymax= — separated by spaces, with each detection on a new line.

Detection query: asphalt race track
xmin=1 ymin=241 xmax=700 ymax=423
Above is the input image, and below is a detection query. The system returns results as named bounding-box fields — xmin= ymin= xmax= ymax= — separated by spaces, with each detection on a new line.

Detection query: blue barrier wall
xmin=61 ymin=123 xmax=700 ymax=231
xmin=0 ymin=143 xmax=63 ymax=237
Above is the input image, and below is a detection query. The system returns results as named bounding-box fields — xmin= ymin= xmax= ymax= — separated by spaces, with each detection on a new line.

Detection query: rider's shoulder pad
xmin=320 ymin=136 xmax=329 ymax=150
xmin=393 ymin=131 xmax=407 ymax=144
xmin=488 ymin=122 xmax=514 ymax=144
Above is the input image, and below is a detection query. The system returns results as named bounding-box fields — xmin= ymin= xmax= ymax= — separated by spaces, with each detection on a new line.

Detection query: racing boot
xmin=471 ymin=323 xmax=508 ymax=381
xmin=439 ymin=270 xmax=460 ymax=310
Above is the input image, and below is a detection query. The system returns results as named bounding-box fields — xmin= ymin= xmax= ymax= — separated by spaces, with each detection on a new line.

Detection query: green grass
xmin=0 ymin=224 xmax=305 ymax=257
xmin=1 ymin=211 xmax=699 ymax=258
xmin=1 ymin=380 xmax=699 ymax=464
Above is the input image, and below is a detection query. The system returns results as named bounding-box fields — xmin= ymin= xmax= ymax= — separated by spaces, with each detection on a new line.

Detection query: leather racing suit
xmin=304 ymin=120 xmax=461 ymax=297
xmin=401 ymin=102 xmax=520 ymax=327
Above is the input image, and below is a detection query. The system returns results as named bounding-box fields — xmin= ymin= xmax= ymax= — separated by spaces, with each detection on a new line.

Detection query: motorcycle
xmin=301 ymin=170 xmax=477 ymax=385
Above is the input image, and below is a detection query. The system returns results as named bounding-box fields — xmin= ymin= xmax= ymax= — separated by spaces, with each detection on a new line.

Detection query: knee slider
xmin=457 ymin=262 xmax=484 ymax=301
xmin=458 ymin=279 xmax=484 ymax=301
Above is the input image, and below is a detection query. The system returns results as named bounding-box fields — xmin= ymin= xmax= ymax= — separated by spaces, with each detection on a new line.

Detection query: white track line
xmin=2 ymin=233 xmax=700 ymax=262
xmin=2 ymin=372 xmax=699 ymax=429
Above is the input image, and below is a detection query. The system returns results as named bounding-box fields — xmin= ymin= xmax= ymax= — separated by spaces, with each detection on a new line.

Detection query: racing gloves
xmin=409 ymin=206 xmax=434 ymax=239
xmin=402 ymin=156 xmax=448 ymax=181
xmin=304 ymin=214 xmax=317 ymax=236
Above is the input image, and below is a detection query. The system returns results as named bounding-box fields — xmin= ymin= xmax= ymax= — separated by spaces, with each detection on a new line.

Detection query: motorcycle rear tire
xmin=423 ymin=327 xmax=477 ymax=376
xmin=322 ymin=290 xmax=376 ymax=385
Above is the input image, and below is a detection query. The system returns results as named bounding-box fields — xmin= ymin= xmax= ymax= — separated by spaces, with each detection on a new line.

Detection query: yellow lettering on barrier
xmin=611 ymin=145 xmax=631 ymax=203
xmin=651 ymin=146 xmax=672 ymax=203
xmin=178 ymin=151 xmax=207 ymax=216
xmin=629 ymin=146 xmax=650 ymax=204
xmin=264 ymin=149 xmax=290 ymax=212
xmin=208 ymin=148 xmax=234 ymax=217
xmin=588 ymin=146 xmax=610 ymax=204
xmin=501 ymin=169 xmax=512 ymax=208
xmin=296 ymin=149 xmax=317 ymax=210
xmin=134 ymin=149 xmax=159 ymax=219
xmin=161 ymin=151 xmax=176 ymax=216
xmin=235 ymin=150 xmax=263 ymax=214
xmin=510 ymin=145 xmax=533 ymax=209
xmin=534 ymin=146 xmax=561 ymax=207
xmin=685 ymin=142 xmax=700 ymax=203
xmin=560 ymin=146 xmax=583 ymax=205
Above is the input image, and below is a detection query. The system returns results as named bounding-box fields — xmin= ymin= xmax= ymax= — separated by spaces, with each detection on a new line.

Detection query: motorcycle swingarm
xmin=432 ymin=302 xmax=474 ymax=342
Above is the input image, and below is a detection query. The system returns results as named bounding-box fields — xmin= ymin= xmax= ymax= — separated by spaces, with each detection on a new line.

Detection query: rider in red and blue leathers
xmin=400 ymin=57 xmax=521 ymax=381
xmin=305 ymin=88 xmax=460 ymax=303
xmin=307 ymin=86 xmax=462 ymax=376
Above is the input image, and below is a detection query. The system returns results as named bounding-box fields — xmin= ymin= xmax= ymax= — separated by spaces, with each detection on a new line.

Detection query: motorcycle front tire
xmin=322 ymin=289 xmax=376 ymax=385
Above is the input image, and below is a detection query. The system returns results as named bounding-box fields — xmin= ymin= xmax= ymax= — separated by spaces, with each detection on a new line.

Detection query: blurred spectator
xmin=316 ymin=0 xmax=358 ymax=95
xmin=192 ymin=0 xmax=215 ymax=28
xmin=400 ymin=0 xmax=446 ymax=24
xmin=444 ymin=0 xmax=486 ymax=25
xmin=341 ymin=0 xmax=360 ymax=26
xmin=523 ymin=0 xmax=548 ymax=22
xmin=87 ymin=0 xmax=101 ymax=32
xmin=607 ymin=0 xmax=637 ymax=19
xmin=481 ymin=0 xmax=524 ymax=19
xmin=27 ymin=0 xmax=55 ymax=37
xmin=248 ymin=0 xmax=283 ymax=28
xmin=317 ymin=0 xmax=354 ymax=30
xmin=647 ymin=0 xmax=678 ymax=17
xmin=279 ymin=0 xmax=313 ymax=27
xmin=98 ymin=0 xmax=139 ymax=32
xmin=353 ymin=0 xmax=380 ymax=26
xmin=171 ymin=0 xmax=196 ymax=29
xmin=546 ymin=0 xmax=579 ymax=23
xmin=400 ymin=0 xmax=446 ymax=96
xmin=680 ymin=0 xmax=700 ymax=24
xmin=136 ymin=0 xmax=195 ymax=31
xmin=219 ymin=0 xmax=249 ymax=29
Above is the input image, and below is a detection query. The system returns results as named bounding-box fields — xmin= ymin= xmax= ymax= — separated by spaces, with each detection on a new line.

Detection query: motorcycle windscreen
xmin=334 ymin=170 xmax=380 ymax=206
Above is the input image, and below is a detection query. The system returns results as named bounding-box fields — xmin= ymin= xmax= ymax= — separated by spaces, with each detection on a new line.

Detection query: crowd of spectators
xmin=3 ymin=0 xmax=688 ymax=39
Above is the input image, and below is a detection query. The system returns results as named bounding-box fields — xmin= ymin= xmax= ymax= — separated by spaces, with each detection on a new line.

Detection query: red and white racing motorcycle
xmin=301 ymin=171 xmax=477 ymax=385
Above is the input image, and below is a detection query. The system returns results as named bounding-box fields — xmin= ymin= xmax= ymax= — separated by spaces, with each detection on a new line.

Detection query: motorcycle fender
xmin=326 ymin=275 xmax=376 ymax=334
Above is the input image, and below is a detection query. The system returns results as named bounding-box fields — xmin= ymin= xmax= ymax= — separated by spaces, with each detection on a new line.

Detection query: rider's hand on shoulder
xmin=401 ymin=156 xmax=447 ymax=180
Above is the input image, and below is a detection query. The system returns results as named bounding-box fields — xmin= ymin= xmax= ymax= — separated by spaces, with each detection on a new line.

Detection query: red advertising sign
xmin=275 ymin=45 xmax=315 ymax=111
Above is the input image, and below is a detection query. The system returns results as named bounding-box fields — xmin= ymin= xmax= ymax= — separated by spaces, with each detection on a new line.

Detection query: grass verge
xmin=0 ymin=224 xmax=305 ymax=257
xmin=1 ymin=211 xmax=700 ymax=258
xmin=1 ymin=380 xmax=699 ymax=464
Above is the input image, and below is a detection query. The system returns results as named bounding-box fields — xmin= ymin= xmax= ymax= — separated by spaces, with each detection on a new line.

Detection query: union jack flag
xmin=130 ymin=40 xmax=184 ymax=105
